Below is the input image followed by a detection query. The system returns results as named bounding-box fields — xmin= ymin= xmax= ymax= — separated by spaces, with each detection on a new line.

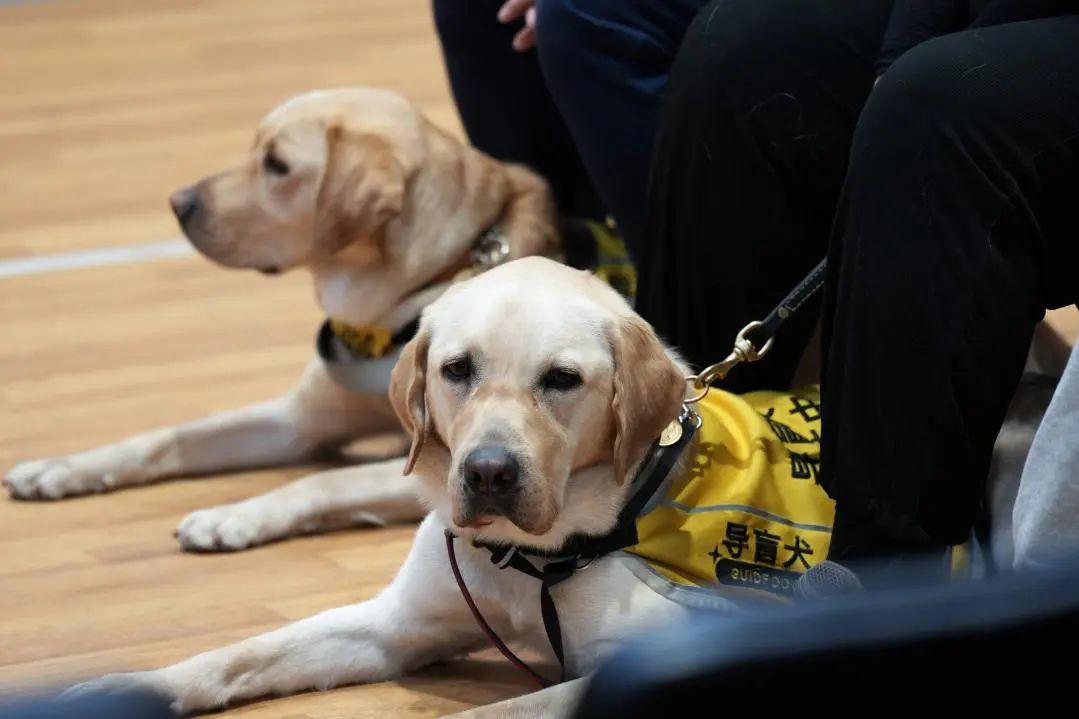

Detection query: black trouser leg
xmin=535 ymin=0 xmax=710 ymax=254
xmin=432 ymin=0 xmax=603 ymax=220
xmin=822 ymin=16 xmax=1079 ymax=561
xmin=638 ymin=0 xmax=894 ymax=392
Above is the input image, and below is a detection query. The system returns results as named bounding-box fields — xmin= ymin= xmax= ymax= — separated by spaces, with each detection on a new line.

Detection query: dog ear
xmin=609 ymin=316 xmax=685 ymax=483
xmin=389 ymin=327 xmax=431 ymax=475
xmin=314 ymin=127 xmax=405 ymax=256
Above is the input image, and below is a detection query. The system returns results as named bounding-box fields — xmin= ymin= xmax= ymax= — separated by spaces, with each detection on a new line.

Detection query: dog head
xmin=169 ymin=88 xmax=556 ymax=326
xmin=389 ymin=257 xmax=686 ymax=550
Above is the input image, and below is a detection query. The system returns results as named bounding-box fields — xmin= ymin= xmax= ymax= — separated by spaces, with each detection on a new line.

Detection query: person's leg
xmin=535 ymin=0 xmax=711 ymax=255
xmin=637 ymin=0 xmax=895 ymax=389
xmin=432 ymin=0 xmax=602 ymax=220
xmin=1012 ymin=345 xmax=1079 ymax=569
xmin=822 ymin=16 xmax=1079 ymax=564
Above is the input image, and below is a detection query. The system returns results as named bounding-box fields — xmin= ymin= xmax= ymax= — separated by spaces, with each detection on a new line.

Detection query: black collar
xmin=474 ymin=405 xmax=699 ymax=568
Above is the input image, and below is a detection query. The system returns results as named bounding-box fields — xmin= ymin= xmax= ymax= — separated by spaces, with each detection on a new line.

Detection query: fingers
xmin=499 ymin=0 xmax=537 ymax=52
xmin=513 ymin=8 xmax=537 ymax=51
xmin=497 ymin=0 xmax=533 ymax=23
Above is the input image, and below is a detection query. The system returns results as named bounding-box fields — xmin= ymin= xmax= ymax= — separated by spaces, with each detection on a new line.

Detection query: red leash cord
xmin=444 ymin=530 xmax=553 ymax=689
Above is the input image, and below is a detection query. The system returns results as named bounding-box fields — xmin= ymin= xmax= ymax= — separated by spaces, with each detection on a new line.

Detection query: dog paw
xmin=176 ymin=503 xmax=271 ymax=552
xmin=4 ymin=457 xmax=115 ymax=500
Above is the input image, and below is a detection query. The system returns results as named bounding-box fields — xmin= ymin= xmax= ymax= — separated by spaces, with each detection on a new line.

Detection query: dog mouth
xmin=258 ymin=266 xmax=281 ymax=276
xmin=453 ymin=501 xmax=554 ymax=536
xmin=453 ymin=501 xmax=504 ymax=530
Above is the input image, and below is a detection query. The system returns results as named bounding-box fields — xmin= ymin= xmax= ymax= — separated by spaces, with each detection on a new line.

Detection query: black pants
xmin=638 ymin=0 xmax=1079 ymax=559
xmin=432 ymin=0 xmax=709 ymax=255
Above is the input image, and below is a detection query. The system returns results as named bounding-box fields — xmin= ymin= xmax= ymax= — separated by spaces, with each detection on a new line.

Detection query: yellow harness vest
xmin=624 ymin=385 xmax=834 ymax=605
xmin=623 ymin=385 xmax=974 ymax=606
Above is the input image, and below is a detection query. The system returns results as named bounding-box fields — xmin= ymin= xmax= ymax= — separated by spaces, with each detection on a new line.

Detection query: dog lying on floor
xmin=5 ymin=88 xmax=636 ymax=551
xmin=70 ymin=257 xmax=841 ymax=717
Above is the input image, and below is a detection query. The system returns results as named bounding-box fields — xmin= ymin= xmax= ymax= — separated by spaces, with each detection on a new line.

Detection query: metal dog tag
xmin=658 ymin=419 xmax=683 ymax=447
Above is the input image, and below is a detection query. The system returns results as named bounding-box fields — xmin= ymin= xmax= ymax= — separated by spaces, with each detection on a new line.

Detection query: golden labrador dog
xmin=70 ymin=257 xmax=701 ymax=718
xmin=5 ymin=88 xmax=559 ymax=551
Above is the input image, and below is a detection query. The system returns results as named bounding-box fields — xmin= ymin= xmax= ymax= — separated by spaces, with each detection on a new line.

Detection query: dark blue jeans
xmin=432 ymin=0 xmax=709 ymax=256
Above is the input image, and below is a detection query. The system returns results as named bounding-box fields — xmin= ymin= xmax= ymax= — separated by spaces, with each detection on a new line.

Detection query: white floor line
xmin=0 ymin=239 xmax=193 ymax=279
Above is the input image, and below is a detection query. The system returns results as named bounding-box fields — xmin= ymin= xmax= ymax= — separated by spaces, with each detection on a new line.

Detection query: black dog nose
xmin=463 ymin=446 xmax=520 ymax=495
xmin=169 ymin=185 xmax=198 ymax=225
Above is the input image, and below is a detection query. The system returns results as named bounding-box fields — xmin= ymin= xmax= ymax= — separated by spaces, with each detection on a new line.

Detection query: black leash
xmin=687 ymin=259 xmax=827 ymax=401
xmin=749 ymin=258 xmax=827 ymax=349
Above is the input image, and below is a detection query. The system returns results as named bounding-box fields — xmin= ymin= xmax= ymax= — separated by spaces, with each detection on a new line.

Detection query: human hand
xmin=498 ymin=0 xmax=537 ymax=52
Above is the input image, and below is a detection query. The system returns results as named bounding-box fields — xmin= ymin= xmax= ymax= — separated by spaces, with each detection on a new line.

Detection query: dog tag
xmin=658 ymin=419 xmax=683 ymax=447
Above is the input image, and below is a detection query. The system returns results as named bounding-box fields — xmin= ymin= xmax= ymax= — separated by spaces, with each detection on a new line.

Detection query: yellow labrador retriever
xmin=71 ymin=257 xmax=698 ymax=718
xmin=4 ymin=88 xmax=557 ymax=551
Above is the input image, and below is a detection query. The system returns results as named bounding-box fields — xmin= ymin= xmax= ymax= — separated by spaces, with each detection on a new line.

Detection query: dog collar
xmin=315 ymin=226 xmax=511 ymax=393
xmin=316 ymin=318 xmax=417 ymax=395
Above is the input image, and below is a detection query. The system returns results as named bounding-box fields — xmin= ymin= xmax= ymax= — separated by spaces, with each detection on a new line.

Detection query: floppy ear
xmin=609 ymin=316 xmax=686 ymax=483
xmin=389 ymin=328 xmax=430 ymax=475
xmin=314 ymin=127 xmax=405 ymax=256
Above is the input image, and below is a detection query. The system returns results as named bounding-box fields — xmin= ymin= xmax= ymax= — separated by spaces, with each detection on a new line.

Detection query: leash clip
xmin=685 ymin=320 xmax=775 ymax=405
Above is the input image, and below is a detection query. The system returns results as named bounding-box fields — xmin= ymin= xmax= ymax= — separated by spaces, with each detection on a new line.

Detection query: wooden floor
xmin=0 ymin=1 xmax=528 ymax=716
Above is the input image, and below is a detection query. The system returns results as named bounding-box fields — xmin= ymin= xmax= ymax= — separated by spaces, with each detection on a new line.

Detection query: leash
xmin=685 ymin=258 xmax=826 ymax=404
xmin=447 ymin=258 xmax=828 ymax=685
xmin=445 ymin=530 xmax=554 ymax=689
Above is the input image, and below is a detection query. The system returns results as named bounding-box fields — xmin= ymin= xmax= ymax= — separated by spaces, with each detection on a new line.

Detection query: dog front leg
xmin=69 ymin=517 xmax=481 ymax=713
xmin=5 ymin=360 xmax=397 ymax=500
xmin=176 ymin=457 xmax=426 ymax=551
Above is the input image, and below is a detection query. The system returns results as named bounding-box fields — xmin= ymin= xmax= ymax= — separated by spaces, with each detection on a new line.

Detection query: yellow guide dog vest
xmin=623 ymin=385 xmax=834 ymax=606
xmin=622 ymin=385 xmax=974 ymax=606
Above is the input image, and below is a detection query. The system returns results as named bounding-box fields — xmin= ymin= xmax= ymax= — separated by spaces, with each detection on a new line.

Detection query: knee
xmin=852 ymin=37 xmax=991 ymax=172
xmin=666 ymin=0 xmax=834 ymax=115
xmin=535 ymin=0 xmax=616 ymax=44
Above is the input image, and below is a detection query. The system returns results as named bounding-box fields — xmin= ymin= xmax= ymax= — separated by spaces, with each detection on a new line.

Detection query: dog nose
xmin=463 ymin=446 xmax=520 ymax=495
xmin=169 ymin=185 xmax=198 ymax=224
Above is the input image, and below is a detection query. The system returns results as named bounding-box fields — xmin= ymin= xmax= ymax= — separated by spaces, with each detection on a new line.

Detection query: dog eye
xmin=442 ymin=356 xmax=473 ymax=383
xmin=540 ymin=367 xmax=582 ymax=392
xmin=263 ymin=152 xmax=290 ymax=177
